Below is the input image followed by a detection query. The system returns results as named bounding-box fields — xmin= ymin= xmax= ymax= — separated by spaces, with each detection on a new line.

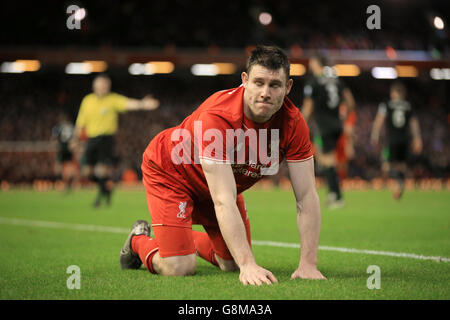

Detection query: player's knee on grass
xmin=157 ymin=253 xmax=196 ymax=276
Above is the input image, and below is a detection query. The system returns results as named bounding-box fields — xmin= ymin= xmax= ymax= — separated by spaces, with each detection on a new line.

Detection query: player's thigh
xmin=146 ymin=181 xmax=197 ymax=275
xmin=144 ymin=175 xmax=196 ymax=258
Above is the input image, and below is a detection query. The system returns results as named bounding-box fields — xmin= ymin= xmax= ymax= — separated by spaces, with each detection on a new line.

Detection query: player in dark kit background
xmin=370 ymin=81 xmax=423 ymax=199
xmin=301 ymin=54 xmax=355 ymax=209
xmin=52 ymin=112 xmax=77 ymax=192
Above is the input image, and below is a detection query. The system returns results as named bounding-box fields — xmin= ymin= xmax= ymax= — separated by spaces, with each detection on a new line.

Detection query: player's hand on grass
xmin=290 ymin=265 xmax=326 ymax=280
xmin=239 ymin=263 xmax=278 ymax=286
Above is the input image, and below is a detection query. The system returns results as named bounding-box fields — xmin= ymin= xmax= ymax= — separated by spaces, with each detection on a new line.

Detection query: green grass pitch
xmin=0 ymin=187 xmax=449 ymax=300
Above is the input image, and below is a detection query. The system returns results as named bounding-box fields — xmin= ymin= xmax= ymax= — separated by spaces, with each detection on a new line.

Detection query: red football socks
xmin=192 ymin=230 xmax=218 ymax=267
xmin=132 ymin=231 xmax=224 ymax=272
xmin=131 ymin=235 xmax=159 ymax=274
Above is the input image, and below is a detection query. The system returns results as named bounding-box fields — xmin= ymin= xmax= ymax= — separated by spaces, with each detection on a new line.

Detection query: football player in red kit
xmin=120 ymin=46 xmax=325 ymax=286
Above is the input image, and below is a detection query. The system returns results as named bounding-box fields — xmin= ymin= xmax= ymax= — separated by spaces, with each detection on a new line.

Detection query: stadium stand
xmin=0 ymin=72 xmax=448 ymax=184
xmin=0 ymin=0 xmax=448 ymax=186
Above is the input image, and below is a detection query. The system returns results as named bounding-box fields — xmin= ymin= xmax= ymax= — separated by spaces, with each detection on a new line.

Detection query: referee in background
xmin=71 ymin=73 xmax=159 ymax=207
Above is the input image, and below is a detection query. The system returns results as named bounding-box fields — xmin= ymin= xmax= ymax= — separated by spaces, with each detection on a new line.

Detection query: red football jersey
xmin=142 ymin=85 xmax=312 ymax=200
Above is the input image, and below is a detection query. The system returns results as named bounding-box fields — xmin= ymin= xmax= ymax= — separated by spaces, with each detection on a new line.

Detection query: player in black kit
xmin=371 ymin=82 xmax=422 ymax=200
xmin=52 ymin=112 xmax=77 ymax=192
xmin=302 ymin=54 xmax=355 ymax=209
xmin=371 ymin=81 xmax=422 ymax=199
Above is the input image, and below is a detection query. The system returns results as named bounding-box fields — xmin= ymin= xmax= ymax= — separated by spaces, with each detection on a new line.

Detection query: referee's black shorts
xmin=85 ymin=135 xmax=115 ymax=166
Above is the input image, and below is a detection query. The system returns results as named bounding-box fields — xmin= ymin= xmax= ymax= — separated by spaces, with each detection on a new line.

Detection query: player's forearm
xmin=215 ymin=203 xmax=256 ymax=268
xmin=297 ymin=189 xmax=321 ymax=267
xmin=125 ymin=98 xmax=143 ymax=110
xmin=126 ymin=96 xmax=159 ymax=111
xmin=410 ymin=118 xmax=421 ymax=139
xmin=370 ymin=115 xmax=384 ymax=142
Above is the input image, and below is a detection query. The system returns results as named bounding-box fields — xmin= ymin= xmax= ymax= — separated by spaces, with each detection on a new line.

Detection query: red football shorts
xmin=142 ymin=153 xmax=251 ymax=259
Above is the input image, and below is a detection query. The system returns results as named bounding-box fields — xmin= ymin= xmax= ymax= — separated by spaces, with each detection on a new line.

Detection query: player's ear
xmin=285 ymin=78 xmax=293 ymax=95
xmin=241 ymin=72 xmax=249 ymax=87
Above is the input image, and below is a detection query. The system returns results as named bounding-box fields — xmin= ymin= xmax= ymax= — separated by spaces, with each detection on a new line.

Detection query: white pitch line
xmin=1 ymin=217 xmax=449 ymax=263
xmin=252 ymin=240 xmax=450 ymax=263
xmin=0 ymin=217 xmax=129 ymax=234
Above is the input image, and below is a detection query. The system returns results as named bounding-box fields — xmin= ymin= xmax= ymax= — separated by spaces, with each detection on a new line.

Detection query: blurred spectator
xmin=0 ymin=1 xmax=448 ymax=53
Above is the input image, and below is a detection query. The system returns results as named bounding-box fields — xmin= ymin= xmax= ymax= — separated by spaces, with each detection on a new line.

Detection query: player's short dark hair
xmin=246 ymin=45 xmax=290 ymax=80
xmin=310 ymin=53 xmax=328 ymax=67
xmin=391 ymin=81 xmax=407 ymax=97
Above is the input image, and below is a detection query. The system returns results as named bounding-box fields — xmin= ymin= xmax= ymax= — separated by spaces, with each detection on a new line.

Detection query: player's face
xmin=242 ymin=65 xmax=293 ymax=123
xmin=390 ymin=88 xmax=402 ymax=100
xmin=93 ymin=77 xmax=111 ymax=97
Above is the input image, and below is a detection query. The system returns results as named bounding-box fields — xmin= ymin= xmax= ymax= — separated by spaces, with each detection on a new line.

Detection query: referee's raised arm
xmin=125 ymin=94 xmax=160 ymax=111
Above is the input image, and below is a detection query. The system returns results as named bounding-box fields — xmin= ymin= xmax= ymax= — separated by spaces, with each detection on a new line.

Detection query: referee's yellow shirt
xmin=75 ymin=93 xmax=128 ymax=138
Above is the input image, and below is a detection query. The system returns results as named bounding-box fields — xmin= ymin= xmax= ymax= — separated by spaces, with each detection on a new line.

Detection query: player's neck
xmin=94 ymin=92 xmax=109 ymax=98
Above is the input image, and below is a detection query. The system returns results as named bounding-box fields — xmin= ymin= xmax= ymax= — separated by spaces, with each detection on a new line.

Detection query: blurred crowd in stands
xmin=2 ymin=0 xmax=448 ymax=54
xmin=0 ymin=71 xmax=448 ymax=184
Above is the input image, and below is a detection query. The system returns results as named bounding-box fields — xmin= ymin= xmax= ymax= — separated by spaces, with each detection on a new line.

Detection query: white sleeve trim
xmin=286 ymin=155 xmax=314 ymax=163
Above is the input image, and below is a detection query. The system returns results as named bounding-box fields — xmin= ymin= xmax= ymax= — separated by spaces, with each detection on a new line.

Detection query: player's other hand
xmin=142 ymin=95 xmax=160 ymax=110
xmin=239 ymin=263 xmax=278 ymax=286
xmin=290 ymin=265 xmax=326 ymax=280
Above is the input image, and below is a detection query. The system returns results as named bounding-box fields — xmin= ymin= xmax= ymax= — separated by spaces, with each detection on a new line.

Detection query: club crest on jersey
xmin=177 ymin=201 xmax=187 ymax=219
